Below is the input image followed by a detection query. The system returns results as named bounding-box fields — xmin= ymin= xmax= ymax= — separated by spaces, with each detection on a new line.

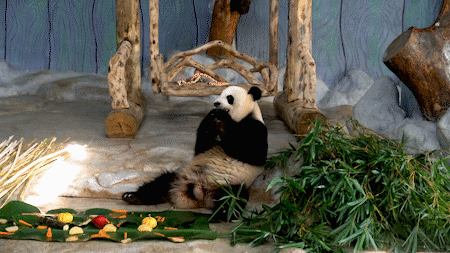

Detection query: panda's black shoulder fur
xmin=195 ymin=109 xmax=268 ymax=166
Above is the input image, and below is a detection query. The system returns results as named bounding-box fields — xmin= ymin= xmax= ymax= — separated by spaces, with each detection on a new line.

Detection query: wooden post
xmin=149 ymin=0 xmax=161 ymax=93
xmin=207 ymin=0 xmax=241 ymax=59
xmin=105 ymin=0 xmax=144 ymax=138
xmin=115 ymin=0 xmax=142 ymax=106
xmin=107 ymin=41 xmax=132 ymax=109
xmin=274 ymin=0 xmax=325 ymax=137
xmin=270 ymin=0 xmax=279 ymax=68
xmin=383 ymin=0 xmax=450 ymax=122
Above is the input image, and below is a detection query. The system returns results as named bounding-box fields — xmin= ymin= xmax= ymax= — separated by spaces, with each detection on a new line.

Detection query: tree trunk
xmin=207 ymin=0 xmax=242 ymax=59
xmin=274 ymin=0 xmax=324 ymax=138
xmin=105 ymin=0 xmax=144 ymax=138
xmin=383 ymin=0 xmax=450 ymax=122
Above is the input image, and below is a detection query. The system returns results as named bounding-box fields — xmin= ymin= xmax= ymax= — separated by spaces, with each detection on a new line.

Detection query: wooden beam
xmin=105 ymin=0 xmax=144 ymax=138
xmin=284 ymin=0 xmax=315 ymax=104
xmin=270 ymin=0 xmax=279 ymax=68
xmin=207 ymin=0 xmax=241 ymax=59
xmin=149 ymin=0 xmax=160 ymax=93
xmin=274 ymin=0 xmax=324 ymax=137
xmin=162 ymin=82 xmax=273 ymax=97
xmin=164 ymin=40 xmax=277 ymax=93
xmin=116 ymin=0 xmax=142 ymax=106
xmin=107 ymin=40 xmax=132 ymax=109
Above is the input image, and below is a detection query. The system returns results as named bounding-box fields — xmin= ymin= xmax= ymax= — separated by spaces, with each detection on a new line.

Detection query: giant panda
xmin=122 ymin=86 xmax=267 ymax=217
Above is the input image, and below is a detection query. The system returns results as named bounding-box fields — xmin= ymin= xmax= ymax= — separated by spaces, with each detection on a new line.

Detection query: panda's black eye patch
xmin=226 ymin=95 xmax=234 ymax=105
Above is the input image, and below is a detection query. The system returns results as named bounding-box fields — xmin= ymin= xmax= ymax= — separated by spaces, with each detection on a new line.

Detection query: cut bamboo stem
xmin=0 ymin=137 xmax=69 ymax=207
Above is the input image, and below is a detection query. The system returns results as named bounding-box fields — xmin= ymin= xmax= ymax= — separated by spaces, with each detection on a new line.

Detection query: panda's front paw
xmin=122 ymin=192 xmax=142 ymax=205
xmin=206 ymin=109 xmax=231 ymax=121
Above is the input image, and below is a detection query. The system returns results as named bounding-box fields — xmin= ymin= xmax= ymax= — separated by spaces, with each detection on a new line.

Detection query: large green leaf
xmin=0 ymin=201 xmax=218 ymax=243
xmin=0 ymin=201 xmax=40 ymax=218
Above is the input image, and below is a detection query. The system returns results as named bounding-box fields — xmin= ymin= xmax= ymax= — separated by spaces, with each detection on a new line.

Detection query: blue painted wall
xmin=0 ymin=0 xmax=444 ymax=88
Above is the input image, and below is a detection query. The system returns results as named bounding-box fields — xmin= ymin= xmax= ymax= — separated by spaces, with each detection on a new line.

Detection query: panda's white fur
xmin=122 ymin=86 xmax=268 ymax=215
xmin=213 ymin=86 xmax=264 ymax=123
xmin=170 ymin=146 xmax=263 ymax=209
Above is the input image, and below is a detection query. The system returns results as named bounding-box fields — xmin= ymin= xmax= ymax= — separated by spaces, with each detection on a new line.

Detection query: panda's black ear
xmin=248 ymin=86 xmax=262 ymax=101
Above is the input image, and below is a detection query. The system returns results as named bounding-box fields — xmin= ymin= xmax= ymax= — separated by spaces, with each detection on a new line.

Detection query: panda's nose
xmin=214 ymin=102 xmax=220 ymax=108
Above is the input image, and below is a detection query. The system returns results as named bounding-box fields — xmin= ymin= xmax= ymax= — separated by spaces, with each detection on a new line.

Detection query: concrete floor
xmin=0 ymin=94 xmax=295 ymax=253
xmin=1 ymin=93 xmax=440 ymax=253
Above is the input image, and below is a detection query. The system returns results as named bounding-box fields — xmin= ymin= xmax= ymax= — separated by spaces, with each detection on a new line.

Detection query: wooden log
xmin=383 ymin=0 xmax=450 ymax=121
xmin=162 ymin=82 xmax=273 ymax=97
xmin=166 ymin=56 xmax=228 ymax=84
xmin=149 ymin=0 xmax=160 ymax=93
xmin=164 ymin=40 xmax=276 ymax=90
xmin=107 ymin=40 xmax=132 ymax=109
xmin=165 ymin=40 xmax=265 ymax=73
xmin=207 ymin=0 xmax=241 ymax=59
xmin=207 ymin=59 xmax=264 ymax=85
xmin=274 ymin=91 xmax=326 ymax=137
xmin=251 ymin=62 xmax=278 ymax=93
xmin=284 ymin=0 xmax=315 ymax=104
xmin=298 ymin=42 xmax=317 ymax=108
xmin=274 ymin=0 xmax=323 ymax=136
xmin=105 ymin=0 xmax=144 ymax=138
xmin=270 ymin=0 xmax=279 ymax=68
xmin=105 ymin=102 xmax=144 ymax=138
xmin=116 ymin=0 xmax=142 ymax=106
xmin=155 ymin=54 xmax=169 ymax=93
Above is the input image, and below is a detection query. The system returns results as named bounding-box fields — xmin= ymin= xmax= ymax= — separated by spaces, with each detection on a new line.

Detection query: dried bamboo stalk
xmin=0 ymin=137 xmax=70 ymax=207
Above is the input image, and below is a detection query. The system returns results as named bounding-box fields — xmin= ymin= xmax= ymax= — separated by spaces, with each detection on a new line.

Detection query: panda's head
xmin=213 ymin=86 xmax=264 ymax=123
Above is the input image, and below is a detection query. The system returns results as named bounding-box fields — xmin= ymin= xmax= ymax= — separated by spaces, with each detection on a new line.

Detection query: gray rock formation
xmin=317 ymin=69 xmax=373 ymax=109
xmin=352 ymin=76 xmax=406 ymax=134
xmin=384 ymin=119 xmax=441 ymax=154
xmin=437 ymin=109 xmax=450 ymax=151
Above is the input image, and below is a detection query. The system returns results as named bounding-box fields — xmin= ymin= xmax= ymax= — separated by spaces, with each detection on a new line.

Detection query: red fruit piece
xmin=92 ymin=215 xmax=107 ymax=229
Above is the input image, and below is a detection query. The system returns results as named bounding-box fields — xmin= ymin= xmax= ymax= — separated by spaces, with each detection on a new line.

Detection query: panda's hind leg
xmin=122 ymin=172 xmax=176 ymax=205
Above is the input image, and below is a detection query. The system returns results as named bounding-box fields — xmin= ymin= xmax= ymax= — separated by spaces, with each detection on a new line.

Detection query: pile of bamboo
xmin=0 ymin=136 xmax=70 ymax=207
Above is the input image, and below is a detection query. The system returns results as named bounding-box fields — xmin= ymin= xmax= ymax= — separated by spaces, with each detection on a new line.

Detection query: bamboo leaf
xmin=266 ymin=177 xmax=282 ymax=191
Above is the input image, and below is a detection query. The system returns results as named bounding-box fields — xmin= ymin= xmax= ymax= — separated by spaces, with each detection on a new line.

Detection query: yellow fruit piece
xmin=57 ymin=213 xmax=73 ymax=224
xmin=66 ymin=236 xmax=79 ymax=242
xmin=69 ymin=226 xmax=84 ymax=235
xmin=141 ymin=217 xmax=157 ymax=228
xmin=5 ymin=226 xmax=18 ymax=232
xmin=103 ymin=224 xmax=117 ymax=232
xmin=121 ymin=238 xmax=132 ymax=244
xmin=137 ymin=224 xmax=153 ymax=232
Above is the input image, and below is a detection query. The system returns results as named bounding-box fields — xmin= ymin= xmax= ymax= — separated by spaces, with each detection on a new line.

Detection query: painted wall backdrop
xmin=0 ymin=0 xmax=444 ymax=88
